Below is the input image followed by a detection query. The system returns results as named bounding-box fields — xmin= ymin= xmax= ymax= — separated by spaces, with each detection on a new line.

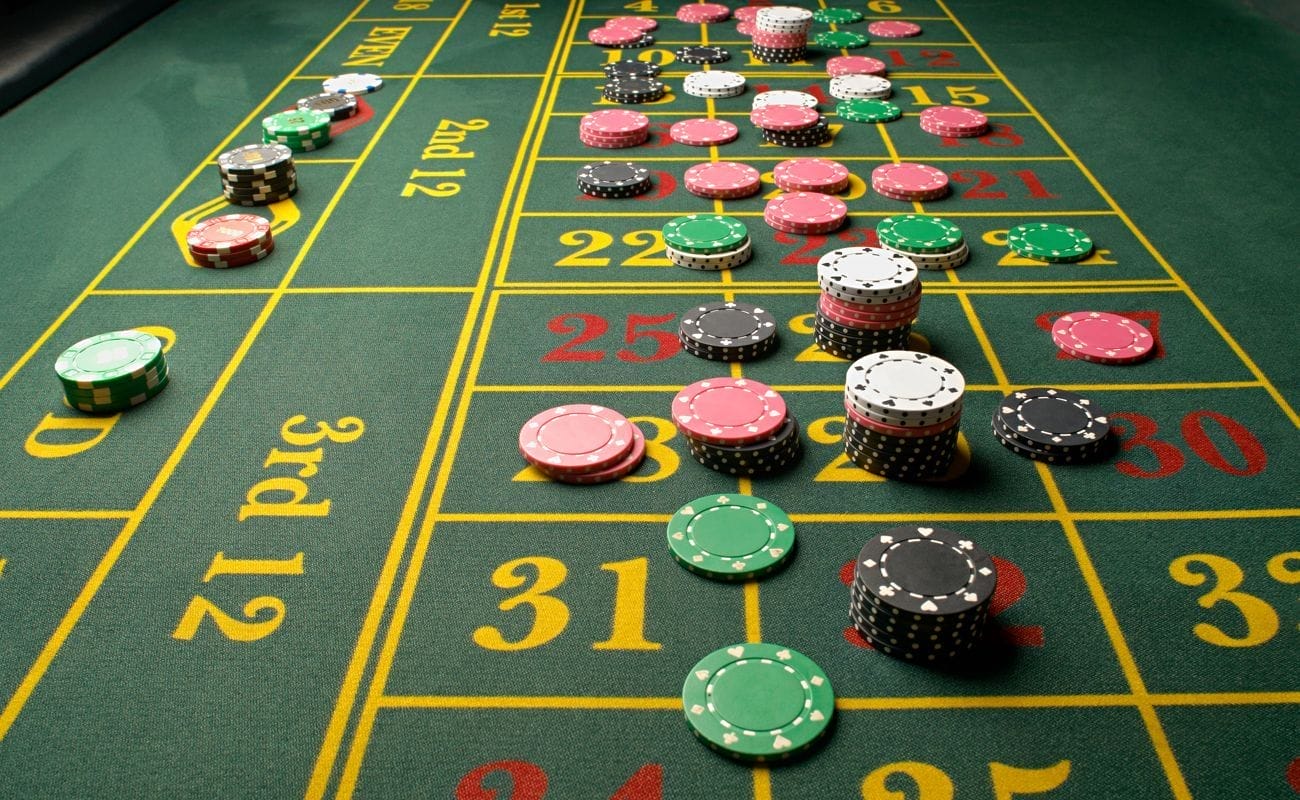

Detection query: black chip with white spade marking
xmin=853 ymin=525 xmax=996 ymax=617
xmin=994 ymin=387 xmax=1111 ymax=452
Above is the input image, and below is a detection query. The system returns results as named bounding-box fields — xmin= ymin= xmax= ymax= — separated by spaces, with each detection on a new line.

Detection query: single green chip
xmin=812 ymin=7 xmax=864 ymax=23
xmin=814 ymin=30 xmax=870 ymax=49
xmin=876 ymin=215 xmax=964 ymax=254
xmin=663 ymin=215 xmax=749 ymax=255
xmin=262 ymin=109 xmax=331 ymax=137
xmin=1007 ymin=222 xmax=1093 ymax=262
xmin=682 ymin=642 xmax=835 ymax=761
xmin=836 ymin=98 xmax=901 ymax=123
xmin=55 ymin=329 xmax=165 ymax=390
xmin=667 ymin=493 xmax=795 ymax=581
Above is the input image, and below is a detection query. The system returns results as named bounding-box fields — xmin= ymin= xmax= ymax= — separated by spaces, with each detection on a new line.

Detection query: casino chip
xmin=664 ymin=214 xmax=749 ymax=255
xmin=604 ymin=60 xmax=660 ymax=79
xmin=609 ymin=15 xmax=657 ymax=31
xmin=588 ymin=24 xmax=645 ymax=47
xmin=683 ymin=70 xmax=746 ymax=99
xmin=684 ymin=161 xmax=762 ymax=199
xmin=764 ymin=191 xmax=848 ymax=235
xmin=815 ymin=30 xmax=869 ymax=48
xmin=867 ymin=20 xmax=922 ymax=38
xmin=577 ymin=161 xmax=652 ymax=198
xmin=296 ymin=92 xmax=358 ymax=121
xmin=323 ymin=73 xmax=382 ymax=94
xmin=215 ymin=143 xmax=298 ymax=207
xmin=751 ymin=90 xmax=819 ymax=110
xmin=580 ymin=109 xmax=651 ymax=149
xmin=815 ymin=248 xmax=921 ymax=360
xmin=871 ymin=162 xmax=950 ymax=202
xmin=875 ymin=215 xmax=968 ymax=270
xmin=676 ymin=45 xmax=730 ymax=64
xmin=670 ymin=118 xmax=739 ymax=147
xmin=682 ymin=642 xmax=833 ymax=760
xmin=813 ymin=6 xmax=864 ymax=23
xmin=186 ymin=213 xmax=275 ymax=268
xmin=1007 ymin=222 xmax=1094 ymax=262
xmin=667 ymin=494 xmax=795 ymax=580
xmin=518 ymin=404 xmax=646 ymax=482
xmin=262 ymin=109 xmax=331 ymax=154
xmin=679 ymin=300 xmax=778 ymax=362
xmin=837 ymin=98 xmax=901 ymax=123
xmin=750 ymin=104 xmax=820 ymax=132
xmin=919 ymin=105 xmax=989 ymax=138
xmin=603 ymin=76 xmax=666 ymax=104
xmin=827 ymin=55 xmax=888 ymax=77
xmin=676 ymin=2 xmax=731 ymax=23
xmin=673 ymin=376 xmax=788 ymax=445
xmin=55 ymin=329 xmax=170 ymax=413
xmin=829 ymin=74 xmax=892 ymax=100
xmin=1051 ymin=311 xmax=1155 ymax=364
xmin=850 ymin=525 xmax=996 ymax=661
xmin=773 ymin=158 xmax=850 ymax=194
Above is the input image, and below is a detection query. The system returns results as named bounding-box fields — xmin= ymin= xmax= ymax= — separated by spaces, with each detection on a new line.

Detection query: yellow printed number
xmin=808 ymin=416 xmax=884 ymax=483
xmin=1169 ymin=554 xmax=1279 ymax=647
xmin=868 ymin=0 xmax=901 ymax=12
xmin=556 ymin=229 xmax=672 ymax=268
xmin=862 ymin=760 xmax=1070 ymax=800
xmin=790 ymin=313 xmax=845 ymax=363
xmin=172 ymin=596 xmax=286 ymax=642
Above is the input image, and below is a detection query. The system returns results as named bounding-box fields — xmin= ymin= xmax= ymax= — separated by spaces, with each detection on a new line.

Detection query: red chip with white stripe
xmin=608 ymin=16 xmax=657 ymax=31
xmin=1051 ymin=311 xmax=1155 ymax=364
xmin=685 ymin=161 xmax=762 ymax=198
xmin=670 ymin=118 xmax=740 ymax=146
xmin=673 ymin=377 xmax=788 ymax=444
xmin=827 ymin=55 xmax=887 ymax=77
xmin=519 ymin=405 xmax=635 ymax=474
xmin=677 ymin=2 xmax=731 ymax=23
xmin=871 ymin=162 xmax=949 ymax=194
xmin=773 ymin=158 xmax=850 ymax=193
xmin=867 ymin=20 xmax=922 ymax=37
xmin=750 ymin=104 xmax=820 ymax=131
xmin=919 ymin=105 xmax=988 ymax=133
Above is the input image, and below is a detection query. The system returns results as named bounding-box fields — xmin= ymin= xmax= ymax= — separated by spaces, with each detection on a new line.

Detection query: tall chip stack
xmin=842 ymin=351 xmax=966 ymax=481
xmin=752 ymin=6 xmax=813 ymax=63
xmin=217 ymin=143 xmax=297 ymax=207
xmin=850 ymin=525 xmax=997 ymax=662
xmin=815 ymin=247 xmax=920 ymax=358
xmin=672 ymin=377 xmax=801 ymax=476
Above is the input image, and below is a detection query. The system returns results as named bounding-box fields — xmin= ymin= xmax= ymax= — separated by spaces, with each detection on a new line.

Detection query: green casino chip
xmin=836 ymin=98 xmax=901 ymax=123
xmin=876 ymin=215 xmax=965 ymax=253
xmin=55 ymin=329 xmax=164 ymax=390
xmin=261 ymin=109 xmax=331 ymax=138
xmin=682 ymin=642 xmax=835 ymax=761
xmin=814 ymin=30 xmax=870 ymax=49
xmin=1006 ymin=222 xmax=1094 ymax=262
xmin=663 ymin=214 xmax=749 ymax=255
xmin=812 ymin=7 xmax=864 ymax=23
xmin=667 ymin=493 xmax=795 ymax=581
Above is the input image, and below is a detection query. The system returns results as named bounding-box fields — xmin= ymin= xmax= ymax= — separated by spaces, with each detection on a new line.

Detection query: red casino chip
xmin=750 ymin=104 xmax=820 ymax=131
xmin=608 ymin=16 xmax=657 ymax=31
xmin=844 ymin=401 xmax=961 ymax=438
xmin=764 ymin=192 xmax=848 ymax=232
xmin=588 ymin=26 xmax=644 ymax=46
xmin=673 ymin=377 xmax=788 ymax=445
xmin=871 ymin=162 xmax=950 ymax=197
xmin=186 ymin=213 xmax=273 ymax=255
xmin=676 ymin=2 xmax=731 ymax=23
xmin=581 ymin=109 xmax=650 ymax=135
xmin=684 ymin=161 xmax=762 ymax=199
xmin=773 ymin=158 xmax=851 ymax=193
xmin=519 ymin=405 xmax=636 ymax=474
xmin=732 ymin=6 xmax=760 ymax=21
xmin=1051 ymin=311 xmax=1155 ymax=364
xmin=867 ymin=20 xmax=922 ymax=38
xmin=546 ymin=422 xmax=647 ymax=484
xmin=670 ymin=118 xmax=739 ymax=146
xmin=827 ymin=55 xmax=887 ymax=77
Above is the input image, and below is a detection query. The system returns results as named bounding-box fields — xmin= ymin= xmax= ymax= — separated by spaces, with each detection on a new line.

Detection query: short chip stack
xmin=766 ymin=192 xmax=848 ymax=235
xmin=678 ymin=300 xmax=778 ymax=362
xmin=673 ymin=377 xmax=801 ymax=476
xmin=670 ymin=118 xmax=739 ymax=147
xmin=992 ymin=387 xmax=1115 ymax=463
xmin=55 ymin=329 xmax=170 ymax=414
xmin=828 ymin=74 xmax=892 ymax=101
xmin=676 ymin=2 xmax=731 ymax=23
xmin=843 ymin=351 xmax=966 ymax=480
xmin=850 ymin=525 xmax=996 ymax=662
xmin=667 ymin=494 xmax=795 ymax=581
xmin=876 ymin=215 xmax=969 ymax=270
xmin=827 ymin=55 xmax=887 ymax=77
xmin=577 ymin=160 xmax=652 ymax=198
xmin=602 ymin=75 xmax=666 ymax=104
xmin=580 ymin=109 xmax=651 ymax=149
xmin=186 ymin=213 xmax=275 ymax=269
xmin=773 ymin=158 xmax=850 ymax=194
xmin=919 ymin=105 xmax=989 ymax=138
xmin=675 ymin=45 xmax=729 ymax=65
xmin=262 ymin=109 xmax=331 ymax=153
xmin=682 ymin=70 xmax=746 ymax=99
xmin=752 ymin=6 xmax=813 ymax=63
xmin=217 ymin=143 xmax=297 ymax=207
xmin=604 ymin=60 xmax=659 ymax=80
xmin=751 ymin=104 xmax=830 ymax=147
xmin=816 ymin=247 xmax=920 ymax=358
xmin=663 ymin=214 xmax=753 ymax=271
xmin=871 ymin=162 xmax=950 ymax=202
xmin=518 ymin=404 xmax=646 ymax=484
xmin=684 ymin=161 xmax=761 ymax=199
xmin=814 ymin=29 xmax=869 ymax=49
xmin=587 ymin=22 xmax=654 ymax=48
xmin=296 ymin=92 xmax=358 ymax=122
xmin=837 ymin=98 xmax=902 ymax=123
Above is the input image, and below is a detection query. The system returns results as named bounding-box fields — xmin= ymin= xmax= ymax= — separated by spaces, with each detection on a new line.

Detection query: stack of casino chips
xmin=677 ymin=300 xmax=779 ymax=363
xmin=662 ymin=214 xmax=753 ymax=271
xmin=816 ymin=247 xmax=920 ymax=358
xmin=55 ymin=329 xmax=170 ymax=414
xmin=604 ymin=60 xmax=659 ymax=81
xmin=186 ymin=213 xmax=275 ymax=269
xmin=829 ymin=73 xmax=893 ymax=101
xmin=827 ymin=55 xmax=888 ymax=77
xmin=752 ymin=6 xmax=813 ymax=63
xmin=577 ymin=160 xmax=652 ymax=198
xmin=673 ymin=377 xmax=801 ymax=477
xmin=676 ymin=2 xmax=731 ymax=23
xmin=603 ymin=74 xmax=666 ymax=104
xmin=850 ymin=525 xmax=997 ymax=662
xmin=296 ymin=92 xmax=359 ymax=122
xmin=518 ymin=404 xmax=646 ymax=485
xmin=675 ymin=45 xmax=730 ymax=65
xmin=871 ymin=162 xmax=951 ymax=202
xmin=261 ymin=109 xmax=331 ymax=153
xmin=682 ymin=70 xmax=746 ymax=99
xmin=579 ymin=109 xmax=651 ymax=149
xmin=683 ymin=161 xmax=761 ymax=199
xmin=814 ymin=29 xmax=869 ymax=49
xmin=919 ymin=105 xmax=989 ymax=138
xmin=843 ymin=350 xmax=966 ymax=480
xmin=587 ymin=18 xmax=655 ymax=49
xmin=732 ymin=5 xmax=758 ymax=36
xmin=217 ymin=143 xmax=297 ymax=207
xmin=751 ymin=103 xmax=830 ymax=148
xmin=875 ymin=215 xmax=970 ymax=270
xmin=765 ymin=192 xmax=848 ymax=235
xmin=773 ymin=158 xmax=850 ymax=194
xmin=992 ymin=387 xmax=1116 ymax=463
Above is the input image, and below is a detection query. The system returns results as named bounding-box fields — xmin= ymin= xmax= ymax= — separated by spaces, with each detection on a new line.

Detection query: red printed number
xmin=1111 ymin=410 xmax=1267 ymax=479
xmin=543 ymin=313 xmax=680 ymax=363
xmin=455 ymin=762 xmax=662 ymax=800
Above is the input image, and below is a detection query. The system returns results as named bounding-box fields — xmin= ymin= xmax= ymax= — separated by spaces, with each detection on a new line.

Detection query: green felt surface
xmin=0 ymin=0 xmax=1297 ymax=798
